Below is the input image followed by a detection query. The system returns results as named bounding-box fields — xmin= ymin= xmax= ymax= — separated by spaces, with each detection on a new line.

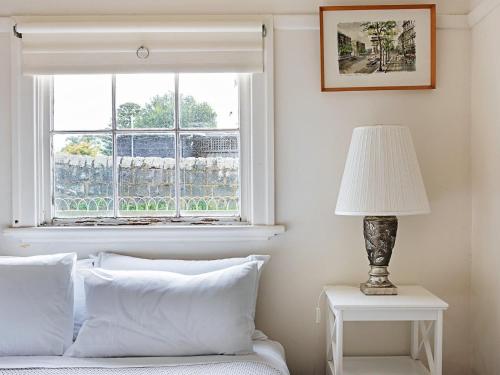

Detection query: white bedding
xmin=0 ymin=340 xmax=289 ymax=375
xmin=68 ymin=264 xmax=259 ymax=357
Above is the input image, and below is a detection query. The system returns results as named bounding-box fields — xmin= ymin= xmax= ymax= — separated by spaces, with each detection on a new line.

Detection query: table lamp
xmin=335 ymin=126 xmax=430 ymax=295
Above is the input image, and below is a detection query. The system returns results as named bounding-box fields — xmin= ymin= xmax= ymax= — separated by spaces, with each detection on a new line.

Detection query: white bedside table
xmin=325 ymin=285 xmax=448 ymax=375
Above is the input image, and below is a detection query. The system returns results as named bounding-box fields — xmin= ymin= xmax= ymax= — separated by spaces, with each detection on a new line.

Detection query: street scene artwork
xmin=337 ymin=20 xmax=416 ymax=75
xmin=320 ymin=5 xmax=436 ymax=91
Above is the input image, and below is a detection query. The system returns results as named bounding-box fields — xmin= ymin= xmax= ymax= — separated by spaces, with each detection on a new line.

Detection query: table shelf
xmin=327 ymin=356 xmax=430 ymax=375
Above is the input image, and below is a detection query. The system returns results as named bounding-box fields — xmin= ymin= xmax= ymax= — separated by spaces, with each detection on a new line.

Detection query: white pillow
xmin=73 ymin=258 xmax=94 ymax=339
xmin=73 ymin=253 xmax=270 ymax=339
xmin=65 ymin=262 xmax=260 ymax=357
xmin=92 ymin=252 xmax=270 ymax=275
xmin=0 ymin=253 xmax=76 ymax=356
xmin=93 ymin=252 xmax=269 ymax=318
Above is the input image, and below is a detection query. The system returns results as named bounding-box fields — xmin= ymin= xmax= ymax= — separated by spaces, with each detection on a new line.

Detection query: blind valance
xmin=14 ymin=16 xmax=265 ymax=74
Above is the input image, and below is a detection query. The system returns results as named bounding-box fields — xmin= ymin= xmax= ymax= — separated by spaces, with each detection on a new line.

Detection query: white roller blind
xmin=15 ymin=16 xmax=265 ymax=74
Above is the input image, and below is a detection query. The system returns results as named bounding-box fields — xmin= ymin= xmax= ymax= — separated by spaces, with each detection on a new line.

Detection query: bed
xmin=1 ymin=254 xmax=288 ymax=375
xmin=0 ymin=339 xmax=289 ymax=375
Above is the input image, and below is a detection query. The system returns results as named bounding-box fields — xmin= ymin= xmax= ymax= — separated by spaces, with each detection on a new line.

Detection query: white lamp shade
xmin=335 ymin=126 xmax=430 ymax=216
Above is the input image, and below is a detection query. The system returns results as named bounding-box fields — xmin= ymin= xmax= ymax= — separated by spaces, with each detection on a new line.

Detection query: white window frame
xmin=5 ymin=16 xmax=284 ymax=243
xmin=40 ymin=74 xmax=248 ymax=225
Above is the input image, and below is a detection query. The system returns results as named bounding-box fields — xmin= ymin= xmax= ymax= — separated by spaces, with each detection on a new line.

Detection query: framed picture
xmin=320 ymin=4 xmax=436 ymax=91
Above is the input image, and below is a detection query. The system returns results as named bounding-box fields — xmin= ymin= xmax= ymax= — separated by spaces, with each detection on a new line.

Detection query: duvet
xmin=0 ymin=341 xmax=289 ymax=375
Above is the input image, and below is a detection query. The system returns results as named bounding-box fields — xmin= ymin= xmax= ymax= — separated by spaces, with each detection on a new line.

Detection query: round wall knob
xmin=136 ymin=46 xmax=150 ymax=59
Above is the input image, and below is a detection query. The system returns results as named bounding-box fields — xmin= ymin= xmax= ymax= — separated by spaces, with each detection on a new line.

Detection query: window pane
xmin=54 ymin=75 xmax=112 ymax=130
xmin=179 ymin=133 xmax=240 ymax=216
xmin=53 ymin=134 xmax=113 ymax=217
xmin=179 ymin=74 xmax=239 ymax=129
xmin=115 ymin=74 xmax=175 ymax=129
xmin=117 ymin=134 xmax=176 ymax=216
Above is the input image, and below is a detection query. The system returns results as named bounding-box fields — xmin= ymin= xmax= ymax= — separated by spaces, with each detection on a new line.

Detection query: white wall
xmin=470 ymin=5 xmax=500 ymax=375
xmin=0 ymin=2 xmax=473 ymax=374
xmin=266 ymin=26 xmax=471 ymax=374
xmin=0 ymin=0 xmax=472 ymax=16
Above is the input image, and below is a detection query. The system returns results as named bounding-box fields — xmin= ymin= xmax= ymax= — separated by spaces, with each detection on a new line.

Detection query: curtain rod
xmin=14 ymin=20 xmax=264 ymax=34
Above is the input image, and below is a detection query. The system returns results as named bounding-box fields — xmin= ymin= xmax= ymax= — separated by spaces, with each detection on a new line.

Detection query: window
xmin=49 ymin=73 xmax=243 ymax=223
xmin=9 ymin=16 xmax=280 ymax=241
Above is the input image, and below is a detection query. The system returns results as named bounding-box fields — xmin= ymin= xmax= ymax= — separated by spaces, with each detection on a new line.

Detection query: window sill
xmin=3 ymin=224 xmax=286 ymax=243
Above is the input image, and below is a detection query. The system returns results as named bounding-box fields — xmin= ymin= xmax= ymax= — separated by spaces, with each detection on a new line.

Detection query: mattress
xmin=0 ymin=340 xmax=289 ymax=375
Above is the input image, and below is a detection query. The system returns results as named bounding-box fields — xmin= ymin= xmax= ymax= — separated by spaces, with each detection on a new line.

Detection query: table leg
xmin=334 ymin=310 xmax=343 ymax=375
xmin=410 ymin=320 xmax=419 ymax=360
xmin=326 ymin=308 xmax=334 ymax=362
xmin=434 ymin=311 xmax=443 ymax=375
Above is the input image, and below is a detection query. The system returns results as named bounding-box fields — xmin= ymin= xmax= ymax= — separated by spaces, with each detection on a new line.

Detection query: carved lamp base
xmin=361 ymin=216 xmax=399 ymax=296
xmin=360 ymin=266 xmax=398 ymax=295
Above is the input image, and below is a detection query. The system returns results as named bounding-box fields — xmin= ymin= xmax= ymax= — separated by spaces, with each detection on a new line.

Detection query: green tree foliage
xmin=62 ymin=135 xmax=112 ymax=156
xmin=131 ymin=94 xmax=175 ymax=128
xmin=63 ymin=92 xmax=217 ymax=155
xmin=62 ymin=137 xmax=101 ymax=157
xmin=180 ymin=95 xmax=216 ymax=128
xmin=116 ymin=102 xmax=141 ymax=128
xmin=338 ymin=43 xmax=352 ymax=57
xmin=361 ymin=21 xmax=397 ymax=71
xmin=115 ymin=93 xmax=216 ymax=129
xmin=100 ymin=137 xmax=113 ymax=156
